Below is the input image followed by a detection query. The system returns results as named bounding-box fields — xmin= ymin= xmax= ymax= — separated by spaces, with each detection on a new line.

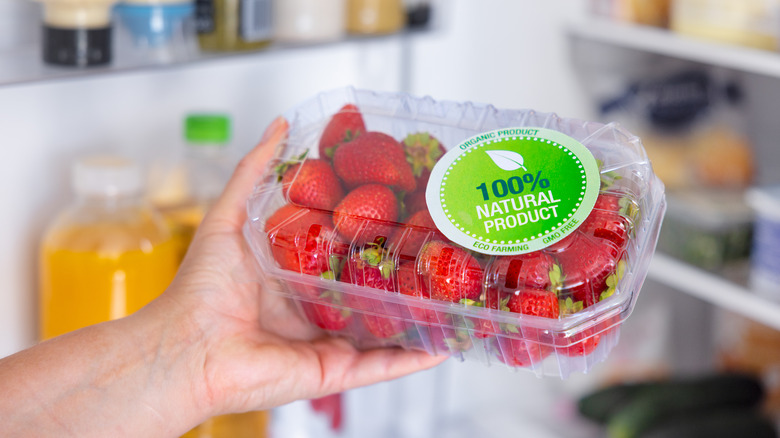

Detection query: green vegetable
xmin=641 ymin=409 xmax=776 ymax=438
xmin=605 ymin=374 xmax=765 ymax=438
xmin=578 ymin=381 xmax=658 ymax=424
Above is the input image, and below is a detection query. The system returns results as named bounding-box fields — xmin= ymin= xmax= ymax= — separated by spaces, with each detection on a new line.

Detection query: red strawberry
xmin=402 ymin=132 xmax=446 ymax=183
xmin=552 ymin=232 xmax=618 ymax=309
xmin=341 ymin=244 xmax=406 ymax=338
xmin=265 ymin=204 xmax=352 ymax=330
xmin=333 ymin=184 xmax=399 ymax=242
xmin=506 ymin=288 xmax=560 ymax=319
xmin=333 ymin=132 xmax=416 ymax=192
xmin=279 ymin=158 xmax=344 ymax=210
xmin=392 ymin=209 xmax=446 ymax=258
xmin=497 ymin=337 xmax=551 ymax=368
xmin=476 ymin=252 xmax=561 ymax=338
xmin=300 ymin=299 xmax=351 ymax=331
xmin=496 ymin=288 xmax=558 ymax=367
xmin=398 ymin=260 xmax=446 ymax=327
xmin=319 ymin=104 xmax=365 ymax=160
xmin=579 ymin=193 xmax=633 ymax=256
xmin=265 ymin=204 xmax=343 ymax=274
xmin=418 ymin=240 xmax=483 ymax=303
xmin=557 ymin=329 xmax=601 ymax=357
xmin=402 ymin=189 xmax=428 ymax=218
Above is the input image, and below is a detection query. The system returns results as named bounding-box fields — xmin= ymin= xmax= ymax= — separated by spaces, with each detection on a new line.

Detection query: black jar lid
xmin=43 ymin=25 xmax=112 ymax=67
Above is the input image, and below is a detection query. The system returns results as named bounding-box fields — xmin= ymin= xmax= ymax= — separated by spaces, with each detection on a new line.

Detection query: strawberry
xmin=333 ymin=132 xmax=416 ymax=192
xmin=341 ymin=243 xmax=407 ymax=338
xmin=399 ymin=133 xmax=446 ymax=218
xmin=264 ymin=204 xmax=351 ymax=330
xmin=476 ymin=252 xmax=561 ymax=338
xmin=402 ymin=189 xmax=428 ymax=218
xmin=319 ymin=104 xmax=365 ymax=160
xmin=333 ymin=184 xmax=399 ymax=242
xmin=579 ymin=193 xmax=635 ymax=256
xmin=392 ymin=209 xmax=446 ymax=258
xmin=402 ymin=132 xmax=446 ymax=184
xmin=506 ymin=288 xmax=560 ymax=319
xmin=557 ymin=329 xmax=601 ymax=357
xmin=497 ymin=336 xmax=551 ymax=368
xmin=552 ymin=232 xmax=618 ymax=310
xmin=418 ymin=240 xmax=483 ymax=303
xmin=300 ymin=297 xmax=351 ymax=331
xmin=398 ymin=259 xmax=446 ymax=328
xmin=279 ymin=157 xmax=344 ymax=211
xmin=265 ymin=204 xmax=343 ymax=274
xmin=496 ymin=288 xmax=558 ymax=367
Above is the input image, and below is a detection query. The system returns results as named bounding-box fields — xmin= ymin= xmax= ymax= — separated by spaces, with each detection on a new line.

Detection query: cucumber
xmin=606 ymin=373 xmax=765 ymax=438
xmin=641 ymin=409 xmax=777 ymax=438
xmin=578 ymin=381 xmax=658 ymax=424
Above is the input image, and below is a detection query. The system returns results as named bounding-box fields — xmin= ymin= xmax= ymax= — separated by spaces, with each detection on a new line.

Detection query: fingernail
xmin=260 ymin=116 xmax=286 ymax=144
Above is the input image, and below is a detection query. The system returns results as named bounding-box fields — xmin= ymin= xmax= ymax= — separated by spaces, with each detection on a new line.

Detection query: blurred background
xmin=5 ymin=0 xmax=780 ymax=437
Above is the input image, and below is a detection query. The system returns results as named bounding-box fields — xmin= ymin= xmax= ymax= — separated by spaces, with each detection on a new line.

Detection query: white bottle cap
xmin=72 ymin=155 xmax=144 ymax=197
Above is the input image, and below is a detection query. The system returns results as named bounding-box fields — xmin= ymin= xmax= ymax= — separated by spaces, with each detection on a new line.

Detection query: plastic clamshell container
xmin=747 ymin=185 xmax=780 ymax=299
xmin=243 ymin=87 xmax=666 ymax=378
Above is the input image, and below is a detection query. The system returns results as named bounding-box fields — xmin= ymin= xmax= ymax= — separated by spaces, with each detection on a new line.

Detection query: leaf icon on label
xmin=485 ymin=150 xmax=528 ymax=171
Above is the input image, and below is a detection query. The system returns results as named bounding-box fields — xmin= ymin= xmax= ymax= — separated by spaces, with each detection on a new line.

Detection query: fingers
xmin=206 ymin=116 xmax=289 ymax=231
xmin=311 ymin=338 xmax=448 ymax=396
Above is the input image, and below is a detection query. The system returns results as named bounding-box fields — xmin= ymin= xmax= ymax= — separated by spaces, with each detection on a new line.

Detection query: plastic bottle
xmin=39 ymin=155 xmax=178 ymax=340
xmin=149 ymin=113 xmax=234 ymax=263
xmin=146 ymin=115 xmax=271 ymax=438
xmin=40 ymin=0 xmax=119 ymax=66
xmin=194 ymin=0 xmax=273 ymax=51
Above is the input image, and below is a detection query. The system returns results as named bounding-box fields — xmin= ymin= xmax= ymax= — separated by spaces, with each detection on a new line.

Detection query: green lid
xmin=185 ymin=114 xmax=231 ymax=144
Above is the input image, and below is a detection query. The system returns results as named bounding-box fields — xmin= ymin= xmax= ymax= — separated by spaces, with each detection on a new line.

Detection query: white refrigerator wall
xmin=0 ymin=1 xmax=589 ymax=358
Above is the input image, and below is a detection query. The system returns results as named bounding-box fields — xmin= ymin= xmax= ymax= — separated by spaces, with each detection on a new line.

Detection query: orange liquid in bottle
xmin=39 ymin=156 xmax=179 ymax=340
xmin=40 ymin=221 xmax=178 ymax=339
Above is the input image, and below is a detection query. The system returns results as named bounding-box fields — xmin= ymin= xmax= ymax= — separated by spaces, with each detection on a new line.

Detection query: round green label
xmin=426 ymin=127 xmax=601 ymax=255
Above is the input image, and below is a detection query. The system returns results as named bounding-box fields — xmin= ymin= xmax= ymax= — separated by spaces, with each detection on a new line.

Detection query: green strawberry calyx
xmin=548 ymin=264 xmax=563 ymax=293
xmin=596 ymin=158 xmax=622 ymax=190
xmin=274 ymin=150 xmax=309 ymax=182
xmin=600 ymin=259 xmax=627 ymax=302
xmin=359 ymin=243 xmax=395 ymax=279
xmin=324 ymin=129 xmax=360 ymax=160
xmin=403 ymin=132 xmax=444 ymax=178
xmin=559 ymin=297 xmax=584 ymax=316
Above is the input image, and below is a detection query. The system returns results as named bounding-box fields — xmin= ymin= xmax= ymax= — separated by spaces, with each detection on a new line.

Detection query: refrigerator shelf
xmin=567 ymin=17 xmax=780 ymax=78
xmin=648 ymin=253 xmax=780 ymax=331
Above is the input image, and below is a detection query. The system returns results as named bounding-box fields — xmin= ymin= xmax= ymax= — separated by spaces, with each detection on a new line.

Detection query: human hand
xmin=149 ymin=116 xmax=446 ymax=421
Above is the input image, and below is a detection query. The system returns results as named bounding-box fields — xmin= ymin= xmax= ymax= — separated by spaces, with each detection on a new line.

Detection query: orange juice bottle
xmin=149 ymin=114 xmax=270 ymax=438
xmin=39 ymin=156 xmax=178 ymax=340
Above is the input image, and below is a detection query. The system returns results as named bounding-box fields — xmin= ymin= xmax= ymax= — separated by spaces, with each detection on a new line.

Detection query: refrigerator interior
xmin=2 ymin=0 xmax=779 ymax=436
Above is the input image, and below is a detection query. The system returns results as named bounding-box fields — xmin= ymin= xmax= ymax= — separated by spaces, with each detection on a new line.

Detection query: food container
xmin=243 ymin=87 xmax=666 ymax=378
xmin=658 ymin=189 xmax=753 ymax=271
xmin=747 ymin=185 xmax=780 ymax=301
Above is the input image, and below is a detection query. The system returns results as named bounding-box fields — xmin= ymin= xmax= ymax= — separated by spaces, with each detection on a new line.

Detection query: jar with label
xmin=40 ymin=0 xmax=119 ymax=66
xmin=346 ymin=0 xmax=405 ymax=35
xmin=195 ymin=0 xmax=273 ymax=51
xmin=39 ymin=156 xmax=178 ymax=340
xmin=114 ymin=0 xmax=197 ymax=65
xmin=273 ymin=0 xmax=345 ymax=43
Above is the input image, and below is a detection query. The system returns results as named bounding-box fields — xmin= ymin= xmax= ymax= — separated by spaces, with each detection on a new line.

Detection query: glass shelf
xmin=0 ymin=30 xmax=427 ymax=89
xmin=567 ymin=18 xmax=780 ymax=78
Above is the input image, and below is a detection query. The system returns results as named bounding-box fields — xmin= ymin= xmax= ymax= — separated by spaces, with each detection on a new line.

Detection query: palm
xmin=162 ymin=118 xmax=445 ymax=417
